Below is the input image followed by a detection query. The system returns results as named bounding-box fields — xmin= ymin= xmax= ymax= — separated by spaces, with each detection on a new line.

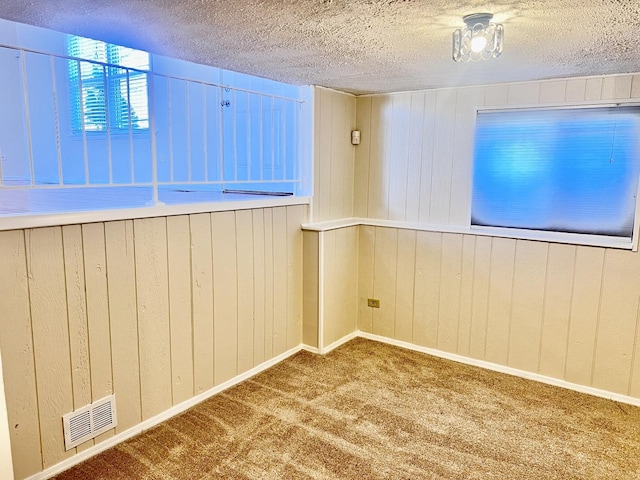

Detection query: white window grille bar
xmin=295 ymin=102 xmax=301 ymax=195
xmin=202 ymin=83 xmax=208 ymax=183
xmin=282 ymin=100 xmax=287 ymax=181
xmin=50 ymin=55 xmax=63 ymax=186
xmin=104 ymin=65 xmax=113 ymax=185
xmin=148 ymin=73 xmax=160 ymax=205
xmin=233 ymin=89 xmax=238 ymax=182
xmin=218 ymin=86 xmax=225 ymax=185
xmin=259 ymin=95 xmax=264 ymax=181
xmin=20 ymin=50 xmax=35 ymax=186
xmin=126 ymin=70 xmax=135 ymax=184
xmin=186 ymin=81 xmax=192 ymax=183
xmin=271 ymin=96 xmax=275 ymax=181
xmin=168 ymin=78 xmax=174 ymax=183
xmin=77 ymin=60 xmax=90 ymax=186
xmin=246 ymin=94 xmax=251 ymax=183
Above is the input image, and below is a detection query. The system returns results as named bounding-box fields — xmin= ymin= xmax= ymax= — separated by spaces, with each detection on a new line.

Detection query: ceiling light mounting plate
xmin=462 ymin=13 xmax=493 ymax=27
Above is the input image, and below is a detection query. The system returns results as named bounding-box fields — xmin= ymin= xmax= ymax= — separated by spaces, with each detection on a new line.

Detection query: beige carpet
xmin=54 ymin=338 xmax=640 ymax=479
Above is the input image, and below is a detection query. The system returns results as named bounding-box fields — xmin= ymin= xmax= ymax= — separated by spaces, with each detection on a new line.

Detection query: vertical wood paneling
xmin=263 ymin=208 xmax=274 ymax=359
xmin=286 ymin=205 xmax=304 ymax=350
xmin=469 ymin=235 xmax=491 ymax=360
xmin=314 ymin=87 xmax=355 ymax=221
xmin=323 ymin=230 xmax=338 ymax=345
xmin=372 ymin=227 xmax=397 ymax=338
xmin=404 ymin=92 xmax=426 ymax=223
xmin=429 ymin=90 xmax=456 ymax=224
xmin=61 ymin=226 xmax=92 ymax=450
xmin=190 ymin=213 xmax=214 ymax=394
xmin=2 ymin=205 xmax=309 ymax=478
xmin=26 ymin=227 xmax=74 ymax=468
xmin=166 ymin=216 xmax=194 ymax=403
xmin=539 ymin=243 xmax=576 ymax=378
xmin=134 ymin=218 xmax=172 ymax=420
xmin=417 ymin=90 xmax=437 ymax=224
xmin=437 ymin=233 xmax=463 ymax=353
xmin=565 ymin=247 xmax=605 ymax=386
xmin=484 ymin=85 xmax=508 ymax=106
xmin=302 ymin=230 xmax=319 ymax=347
xmin=592 ymin=250 xmax=640 ymax=394
xmin=315 ymin=88 xmax=331 ymax=220
xmin=236 ymin=210 xmax=255 ymax=373
xmin=354 ymin=96 xmax=372 ymax=217
xmin=412 ymin=231 xmax=441 ymax=348
xmin=507 ymin=83 xmax=540 ymax=105
xmin=585 ymin=78 xmax=603 ymax=100
xmin=507 ymin=240 xmax=548 ymax=372
xmin=0 ymin=230 xmax=41 ymax=478
xmin=565 ymin=79 xmax=587 ymax=102
xmin=485 ymin=237 xmax=516 ymax=365
xmin=81 ymin=223 xmax=114 ymax=443
xmin=387 ymin=93 xmax=411 ymax=220
xmin=367 ymin=96 xmax=391 ymax=219
xmin=252 ymin=209 xmax=266 ymax=364
xmin=344 ymin=226 xmax=359 ymax=338
xmin=449 ymin=87 xmax=484 ymax=225
xmin=104 ymin=220 xmax=142 ymax=431
xmin=357 ymin=225 xmax=375 ymax=334
xmin=272 ymin=207 xmax=288 ymax=355
xmin=457 ymin=235 xmax=476 ymax=355
xmin=212 ymin=211 xmax=238 ymax=384
xmin=329 ymin=92 xmax=346 ymax=219
xmin=394 ymin=229 xmax=416 ymax=343
xmin=538 ymin=80 xmax=567 ymax=103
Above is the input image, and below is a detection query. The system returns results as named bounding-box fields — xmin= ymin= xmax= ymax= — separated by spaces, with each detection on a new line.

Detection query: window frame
xmin=468 ymin=101 xmax=640 ymax=251
xmin=67 ymin=36 xmax=151 ymax=135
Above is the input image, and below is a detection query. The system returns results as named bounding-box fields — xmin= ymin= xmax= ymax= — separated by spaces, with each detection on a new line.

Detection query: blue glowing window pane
xmin=471 ymin=106 xmax=640 ymax=238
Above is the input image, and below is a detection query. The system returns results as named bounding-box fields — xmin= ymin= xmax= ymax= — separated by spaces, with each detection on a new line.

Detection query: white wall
xmin=0 ymin=348 xmax=14 ymax=480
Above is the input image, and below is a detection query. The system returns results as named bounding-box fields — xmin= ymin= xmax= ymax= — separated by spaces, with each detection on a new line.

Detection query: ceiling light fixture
xmin=452 ymin=13 xmax=503 ymax=62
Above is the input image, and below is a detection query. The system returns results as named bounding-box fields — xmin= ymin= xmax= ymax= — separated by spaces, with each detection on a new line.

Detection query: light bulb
xmin=471 ymin=35 xmax=487 ymax=53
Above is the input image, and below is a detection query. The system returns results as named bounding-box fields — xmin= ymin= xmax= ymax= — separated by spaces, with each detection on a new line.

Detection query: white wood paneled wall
xmin=358 ymin=226 xmax=640 ymax=399
xmin=313 ymin=87 xmax=357 ymax=222
xmin=322 ymin=227 xmax=359 ymax=348
xmin=0 ymin=205 xmax=304 ymax=479
xmin=355 ymin=74 xmax=640 ymax=223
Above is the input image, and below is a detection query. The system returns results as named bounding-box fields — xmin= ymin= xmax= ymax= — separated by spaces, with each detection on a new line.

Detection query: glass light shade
xmin=453 ymin=13 xmax=504 ymax=62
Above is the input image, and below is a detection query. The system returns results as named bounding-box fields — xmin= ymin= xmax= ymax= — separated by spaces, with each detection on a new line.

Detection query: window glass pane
xmin=67 ymin=35 xmax=149 ymax=132
xmin=472 ymin=106 xmax=640 ymax=239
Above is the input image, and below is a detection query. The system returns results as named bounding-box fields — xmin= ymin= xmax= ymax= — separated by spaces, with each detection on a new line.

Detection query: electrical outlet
xmin=367 ymin=298 xmax=380 ymax=308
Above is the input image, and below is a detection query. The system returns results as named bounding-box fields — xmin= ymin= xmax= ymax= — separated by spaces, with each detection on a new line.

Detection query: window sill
xmin=0 ymin=195 xmax=310 ymax=231
xmin=301 ymin=218 xmax=637 ymax=251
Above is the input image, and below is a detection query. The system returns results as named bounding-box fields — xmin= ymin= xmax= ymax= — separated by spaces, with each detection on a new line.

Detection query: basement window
xmin=67 ymin=35 xmax=150 ymax=133
xmin=471 ymin=105 xmax=640 ymax=249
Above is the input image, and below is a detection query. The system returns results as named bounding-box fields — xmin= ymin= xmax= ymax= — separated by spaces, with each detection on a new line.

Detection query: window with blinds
xmin=67 ymin=35 xmax=150 ymax=132
xmin=471 ymin=105 xmax=640 ymax=243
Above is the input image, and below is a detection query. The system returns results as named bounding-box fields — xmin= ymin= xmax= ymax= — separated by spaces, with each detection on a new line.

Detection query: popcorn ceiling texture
xmin=1 ymin=0 xmax=639 ymax=94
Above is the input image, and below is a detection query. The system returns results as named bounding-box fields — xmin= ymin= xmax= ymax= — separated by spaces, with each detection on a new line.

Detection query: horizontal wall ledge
xmin=301 ymin=217 xmax=636 ymax=251
xmin=0 ymin=196 xmax=310 ymax=232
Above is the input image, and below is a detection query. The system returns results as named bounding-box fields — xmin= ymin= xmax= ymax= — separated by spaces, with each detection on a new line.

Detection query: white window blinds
xmin=472 ymin=105 xmax=640 ymax=240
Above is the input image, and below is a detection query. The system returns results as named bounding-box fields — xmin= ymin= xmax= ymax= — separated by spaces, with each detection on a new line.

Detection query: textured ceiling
xmin=0 ymin=1 xmax=638 ymax=95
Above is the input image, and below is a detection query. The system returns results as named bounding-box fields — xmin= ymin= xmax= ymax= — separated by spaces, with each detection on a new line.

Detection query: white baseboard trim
xmin=358 ymin=331 xmax=640 ymax=408
xmin=301 ymin=344 xmax=320 ymax=354
xmin=321 ymin=331 xmax=359 ymax=354
xmin=26 ymin=345 xmax=304 ymax=480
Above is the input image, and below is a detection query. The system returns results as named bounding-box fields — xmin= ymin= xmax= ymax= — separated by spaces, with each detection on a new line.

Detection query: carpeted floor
xmin=54 ymin=338 xmax=640 ymax=479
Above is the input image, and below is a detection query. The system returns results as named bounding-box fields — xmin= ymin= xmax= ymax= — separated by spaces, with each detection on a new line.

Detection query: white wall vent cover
xmin=63 ymin=394 xmax=117 ymax=450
